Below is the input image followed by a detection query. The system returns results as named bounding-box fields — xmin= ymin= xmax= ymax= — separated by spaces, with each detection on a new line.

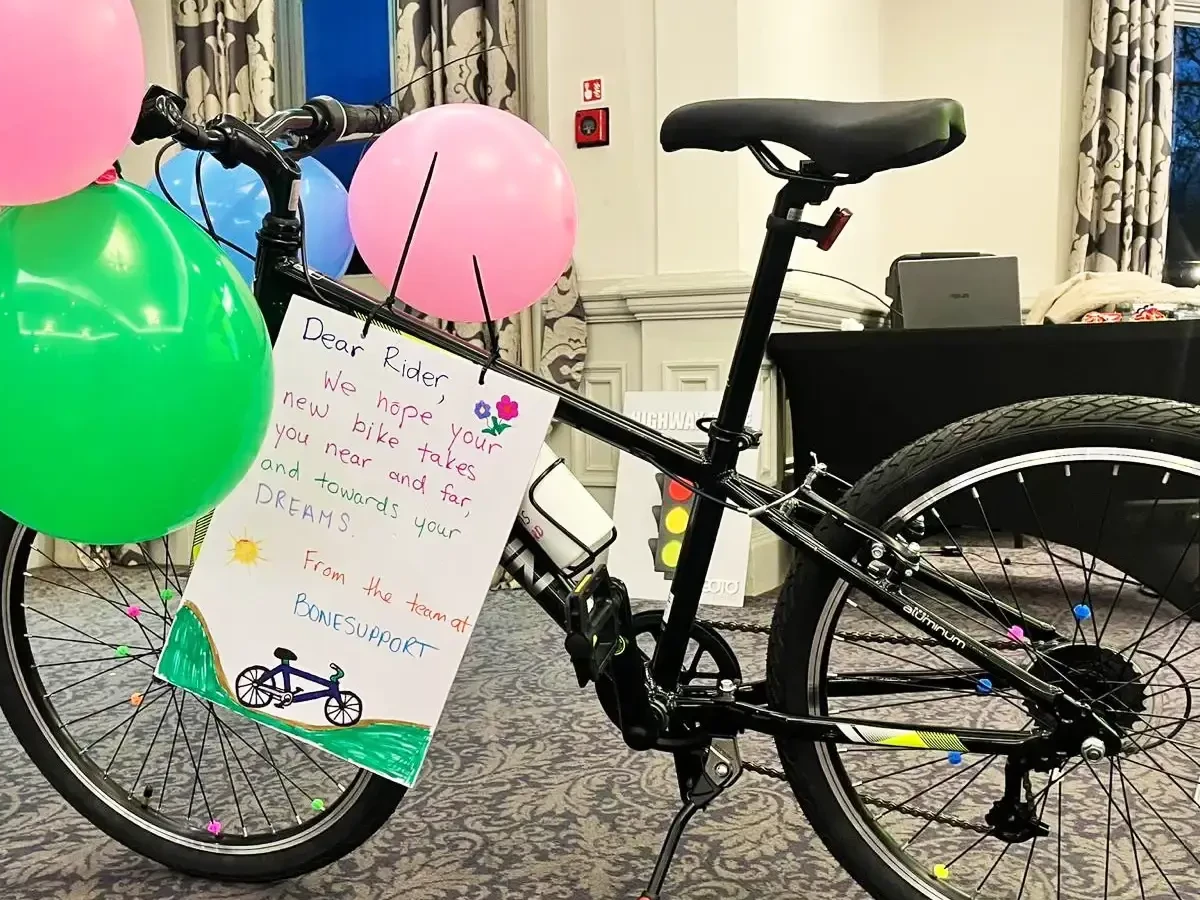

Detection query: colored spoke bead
xmin=115 ymin=645 xmax=130 ymax=658
xmin=160 ymin=588 xmax=175 ymax=602
xmin=932 ymin=864 xmax=950 ymax=881
xmin=125 ymin=604 xmax=141 ymax=619
xmin=1007 ymin=625 xmax=1026 ymax=643
xmin=1073 ymin=604 xmax=1092 ymax=621
xmin=129 ymin=692 xmax=144 ymax=707
xmin=976 ymin=678 xmax=993 ymax=695
xmin=947 ymin=751 xmax=963 ymax=765
xmin=311 ymin=798 xmax=326 ymax=811
xmin=206 ymin=820 xmax=222 ymax=836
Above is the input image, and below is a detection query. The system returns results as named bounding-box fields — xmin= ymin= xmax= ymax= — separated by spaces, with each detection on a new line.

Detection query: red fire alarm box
xmin=575 ymin=107 xmax=609 ymax=148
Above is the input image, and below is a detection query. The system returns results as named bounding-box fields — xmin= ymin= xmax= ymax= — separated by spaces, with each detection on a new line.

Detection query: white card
xmin=158 ymin=295 xmax=557 ymax=786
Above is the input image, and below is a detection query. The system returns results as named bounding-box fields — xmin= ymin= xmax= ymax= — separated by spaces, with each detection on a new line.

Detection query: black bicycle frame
xmin=242 ymin=151 xmax=1063 ymax=759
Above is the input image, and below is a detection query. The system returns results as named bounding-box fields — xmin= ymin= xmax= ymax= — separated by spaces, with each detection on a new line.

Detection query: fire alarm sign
xmin=582 ymin=78 xmax=603 ymax=103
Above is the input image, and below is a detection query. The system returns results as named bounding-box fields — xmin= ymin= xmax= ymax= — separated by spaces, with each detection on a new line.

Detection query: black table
xmin=768 ymin=319 xmax=1200 ymax=485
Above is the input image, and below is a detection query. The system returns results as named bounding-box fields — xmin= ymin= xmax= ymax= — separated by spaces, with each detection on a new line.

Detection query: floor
xmin=6 ymin=542 xmax=1198 ymax=900
xmin=0 ymin=584 xmax=851 ymax=900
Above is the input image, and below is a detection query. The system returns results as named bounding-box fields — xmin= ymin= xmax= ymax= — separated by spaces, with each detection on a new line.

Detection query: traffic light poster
xmin=156 ymin=295 xmax=557 ymax=786
xmin=607 ymin=391 xmax=763 ymax=608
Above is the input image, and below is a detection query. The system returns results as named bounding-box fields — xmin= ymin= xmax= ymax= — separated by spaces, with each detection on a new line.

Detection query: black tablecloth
xmin=767 ymin=320 xmax=1200 ymax=484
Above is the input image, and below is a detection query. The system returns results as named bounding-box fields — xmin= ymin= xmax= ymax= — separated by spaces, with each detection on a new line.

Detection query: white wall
xmin=533 ymin=0 xmax=660 ymax=281
xmin=526 ymin=0 xmax=1091 ymax=303
xmin=736 ymin=0 xmax=887 ymax=306
xmin=120 ymin=0 xmax=179 ymax=186
xmin=878 ymin=0 xmax=1090 ymax=301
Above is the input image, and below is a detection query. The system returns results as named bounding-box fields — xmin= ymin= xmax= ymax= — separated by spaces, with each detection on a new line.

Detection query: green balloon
xmin=0 ymin=180 xmax=273 ymax=544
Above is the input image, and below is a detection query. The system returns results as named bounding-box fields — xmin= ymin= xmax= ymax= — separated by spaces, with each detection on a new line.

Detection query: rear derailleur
xmin=985 ymin=761 xmax=1051 ymax=844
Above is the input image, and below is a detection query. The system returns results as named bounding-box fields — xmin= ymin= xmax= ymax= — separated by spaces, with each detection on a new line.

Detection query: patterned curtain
xmin=174 ymin=0 xmax=277 ymax=123
xmin=1069 ymin=0 xmax=1175 ymax=277
xmin=393 ymin=0 xmax=588 ymax=392
xmin=61 ymin=2 xmax=283 ymax=573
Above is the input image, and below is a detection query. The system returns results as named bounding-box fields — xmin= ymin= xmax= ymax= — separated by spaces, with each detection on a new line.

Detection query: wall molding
xmin=580 ymin=270 xmax=887 ymax=329
xmin=661 ymin=360 xmax=722 ymax=391
xmin=573 ymin=362 xmax=627 ymax=489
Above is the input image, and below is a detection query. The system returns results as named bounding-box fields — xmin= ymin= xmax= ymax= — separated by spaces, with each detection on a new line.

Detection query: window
xmin=277 ymin=0 xmax=396 ymax=274
xmin=1168 ymin=7 xmax=1200 ymax=283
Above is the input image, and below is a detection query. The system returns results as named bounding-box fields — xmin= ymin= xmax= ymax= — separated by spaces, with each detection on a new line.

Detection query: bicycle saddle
xmin=659 ymin=97 xmax=965 ymax=179
xmin=273 ymin=647 xmax=297 ymax=662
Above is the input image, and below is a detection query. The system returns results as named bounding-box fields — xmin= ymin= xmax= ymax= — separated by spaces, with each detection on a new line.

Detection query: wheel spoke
xmin=816 ymin=452 xmax=1200 ymax=899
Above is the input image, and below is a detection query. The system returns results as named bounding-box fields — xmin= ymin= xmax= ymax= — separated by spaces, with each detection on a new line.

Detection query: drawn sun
xmin=229 ymin=533 xmax=265 ymax=566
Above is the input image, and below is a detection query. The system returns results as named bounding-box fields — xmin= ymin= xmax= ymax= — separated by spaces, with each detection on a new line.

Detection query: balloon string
xmin=360 ymin=151 xmax=439 ymax=339
xmin=472 ymin=255 xmax=501 ymax=386
xmin=351 ymin=43 xmax=514 ymax=190
xmin=380 ymin=43 xmax=512 ymax=108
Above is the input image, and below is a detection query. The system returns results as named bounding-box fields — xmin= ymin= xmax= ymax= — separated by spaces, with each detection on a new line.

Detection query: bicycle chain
xmin=706 ymin=620 xmax=1004 ymax=836
xmin=697 ymin=618 xmax=1046 ymax=652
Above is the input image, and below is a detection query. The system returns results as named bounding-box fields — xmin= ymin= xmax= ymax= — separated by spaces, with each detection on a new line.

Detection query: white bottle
xmin=518 ymin=443 xmax=616 ymax=572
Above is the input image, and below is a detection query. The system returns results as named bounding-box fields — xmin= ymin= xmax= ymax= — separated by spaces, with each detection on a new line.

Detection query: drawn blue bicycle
xmin=235 ymin=648 xmax=363 ymax=727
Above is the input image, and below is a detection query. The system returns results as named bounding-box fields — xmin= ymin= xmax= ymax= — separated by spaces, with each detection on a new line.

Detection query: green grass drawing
xmin=158 ymin=603 xmax=432 ymax=786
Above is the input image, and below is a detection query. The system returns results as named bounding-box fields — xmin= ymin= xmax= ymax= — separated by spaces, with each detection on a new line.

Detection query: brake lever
xmin=130 ymin=86 xmax=188 ymax=145
xmin=207 ymin=115 xmax=298 ymax=174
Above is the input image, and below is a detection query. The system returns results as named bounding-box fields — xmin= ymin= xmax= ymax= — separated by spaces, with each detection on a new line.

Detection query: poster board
xmin=607 ymin=391 xmax=762 ymax=608
xmin=157 ymin=296 xmax=557 ymax=786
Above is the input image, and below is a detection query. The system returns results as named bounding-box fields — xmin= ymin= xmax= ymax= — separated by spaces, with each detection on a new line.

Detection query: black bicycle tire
xmin=766 ymin=394 xmax=1200 ymax=900
xmin=325 ymin=691 xmax=363 ymax=727
xmin=235 ymin=665 xmax=274 ymax=708
xmin=0 ymin=516 xmax=407 ymax=882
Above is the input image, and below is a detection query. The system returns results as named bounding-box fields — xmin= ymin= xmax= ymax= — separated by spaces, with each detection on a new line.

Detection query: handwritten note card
xmin=157 ymin=295 xmax=557 ymax=786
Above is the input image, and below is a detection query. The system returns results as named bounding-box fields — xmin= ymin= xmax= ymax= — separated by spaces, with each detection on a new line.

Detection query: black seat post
xmin=716 ymin=177 xmax=833 ymax=442
xmin=651 ymin=176 xmax=833 ymax=689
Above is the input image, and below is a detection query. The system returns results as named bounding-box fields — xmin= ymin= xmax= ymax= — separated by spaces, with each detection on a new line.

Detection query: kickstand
xmin=637 ymin=737 xmax=741 ymax=900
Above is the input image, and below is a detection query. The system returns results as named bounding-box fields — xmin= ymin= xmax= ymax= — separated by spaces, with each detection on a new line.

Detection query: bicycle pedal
xmin=563 ymin=566 xmax=629 ymax=687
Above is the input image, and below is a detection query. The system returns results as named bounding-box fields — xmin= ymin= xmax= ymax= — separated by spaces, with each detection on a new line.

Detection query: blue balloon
xmin=146 ymin=149 xmax=354 ymax=284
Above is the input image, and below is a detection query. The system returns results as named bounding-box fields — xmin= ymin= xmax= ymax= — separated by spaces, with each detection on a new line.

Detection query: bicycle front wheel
xmin=768 ymin=396 xmax=1200 ymax=900
xmin=0 ymin=518 xmax=406 ymax=882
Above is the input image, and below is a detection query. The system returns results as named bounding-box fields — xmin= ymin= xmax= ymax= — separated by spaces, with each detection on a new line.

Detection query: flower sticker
xmin=496 ymin=395 xmax=519 ymax=421
xmin=479 ymin=394 xmax=520 ymax=436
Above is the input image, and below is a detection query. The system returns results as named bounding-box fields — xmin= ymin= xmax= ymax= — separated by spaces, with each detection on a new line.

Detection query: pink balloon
xmin=348 ymin=104 xmax=577 ymax=322
xmin=0 ymin=0 xmax=145 ymax=206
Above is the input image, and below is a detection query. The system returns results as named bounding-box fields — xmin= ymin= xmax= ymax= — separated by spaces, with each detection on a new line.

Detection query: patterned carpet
xmin=4 ymin=544 xmax=1195 ymax=900
xmin=0 ymin=576 xmax=851 ymax=900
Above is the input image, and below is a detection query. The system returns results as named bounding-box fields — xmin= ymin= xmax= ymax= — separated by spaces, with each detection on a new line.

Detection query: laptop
xmin=888 ymin=254 xmax=1022 ymax=329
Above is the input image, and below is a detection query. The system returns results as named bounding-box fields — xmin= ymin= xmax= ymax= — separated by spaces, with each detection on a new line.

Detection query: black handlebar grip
xmin=305 ymin=96 xmax=401 ymax=142
xmin=341 ymin=102 xmax=401 ymax=138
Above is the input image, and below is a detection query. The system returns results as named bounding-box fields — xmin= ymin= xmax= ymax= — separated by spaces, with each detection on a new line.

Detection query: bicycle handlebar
xmin=130 ymin=85 xmax=402 ymax=213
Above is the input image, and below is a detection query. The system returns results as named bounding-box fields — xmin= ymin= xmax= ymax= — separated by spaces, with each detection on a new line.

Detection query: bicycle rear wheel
xmin=768 ymin=396 xmax=1200 ymax=900
xmin=0 ymin=517 xmax=406 ymax=881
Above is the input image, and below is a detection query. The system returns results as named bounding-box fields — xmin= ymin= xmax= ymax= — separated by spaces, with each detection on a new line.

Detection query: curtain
xmin=1069 ymin=0 xmax=1175 ymax=277
xmin=392 ymin=0 xmax=588 ymax=393
xmin=174 ymin=0 xmax=277 ymax=123
xmin=50 ymin=2 xmax=282 ymax=571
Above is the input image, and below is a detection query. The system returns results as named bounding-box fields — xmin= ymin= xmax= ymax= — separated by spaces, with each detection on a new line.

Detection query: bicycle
xmin=235 ymin=648 xmax=362 ymax=727
xmin=1 ymin=84 xmax=1200 ymax=900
